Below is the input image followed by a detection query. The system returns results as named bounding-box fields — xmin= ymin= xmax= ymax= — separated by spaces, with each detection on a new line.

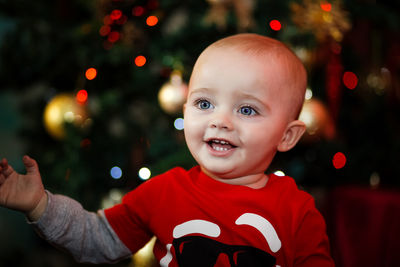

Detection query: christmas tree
xmin=1 ymin=0 xmax=399 ymax=266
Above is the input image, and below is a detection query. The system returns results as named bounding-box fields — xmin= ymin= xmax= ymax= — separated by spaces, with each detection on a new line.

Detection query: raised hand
xmin=0 ymin=155 xmax=47 ymax=221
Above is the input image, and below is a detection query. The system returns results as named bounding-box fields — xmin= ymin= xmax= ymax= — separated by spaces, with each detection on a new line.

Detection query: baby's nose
xmin=209 ymin=111 xmax=233 ymax=130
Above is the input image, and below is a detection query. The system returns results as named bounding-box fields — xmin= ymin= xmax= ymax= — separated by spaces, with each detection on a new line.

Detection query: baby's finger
xmin=23 ymin=155 xmax=39 ymax=175
xmin=0 ymin=158 xmax=7 ymax=168
xmin=1 ymin=159 xmax=14 ymax=177
xmin=0 ymin=160 xmax=6 ymax=183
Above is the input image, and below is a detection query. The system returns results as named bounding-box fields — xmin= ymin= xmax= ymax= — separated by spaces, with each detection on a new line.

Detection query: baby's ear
xmin=277 ymin=120 xmax=306 ymax=152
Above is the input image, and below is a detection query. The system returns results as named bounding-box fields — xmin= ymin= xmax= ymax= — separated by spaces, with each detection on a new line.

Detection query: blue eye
xmin=197 ymin=99 xmax=212 ymax=110
xmin=239 ymin=106 xmax=256 ymax=116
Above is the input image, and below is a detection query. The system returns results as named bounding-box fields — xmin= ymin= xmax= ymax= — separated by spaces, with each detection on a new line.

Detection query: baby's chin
xmin=200 ymin=165 xmax=238 ymax=180
xmin=200 ymin=166 xmax=255 ymax=182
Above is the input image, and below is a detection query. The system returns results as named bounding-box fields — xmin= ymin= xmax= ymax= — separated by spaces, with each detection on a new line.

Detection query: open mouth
xmin=207 ymin=139 xmax=237 ymax=152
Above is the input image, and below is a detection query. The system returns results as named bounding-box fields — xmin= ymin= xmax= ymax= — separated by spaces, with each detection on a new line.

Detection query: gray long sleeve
xmin=28 ymin=191 xmax=132 ymax=264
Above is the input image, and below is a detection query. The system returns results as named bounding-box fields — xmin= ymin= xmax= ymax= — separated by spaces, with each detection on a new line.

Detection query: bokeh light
xmin=146 ymin=15 xmax=159 ymax=26
xmin=269 ymin=20 xmax=282 ymax=31
xmin=132 ymin=6 xmax=145 ymax=16
xmin=110 ymin=9 xmax=123 ymax=20
xmin=76 ymin=89 xmax=88 ymax=104
xmin=370 ymin=172 xmax=380 ymax=188
xmin=147 ymin=0 xmax=159 ymax=9
xmin=99 ymin=25 xmax=111 ymax=36
xmin=135 ymin=55 xmax=147 ymax=67
xmin=139 ymin=167 xmax=151 ymax=180
xmin=320 ymin=2 xmax=332 ymax=12
xmin=109 ymin=189 xmax=123 ymax=202
xmin=64 ymin=111 xmax=75 ymax=123
xmin=108 ymin=31 xmax=120 ymax=43
xmin=332 ymin=152 xmax=346 ymax=169
xmin=85 ymin=68 xmax=97 ymax=80
xmin=110 ymin=166 xmax=123 ymax=179
xmin=174 ymin=118 xmax=184 ymax=130
xmin=305 ymin=88 xmax=313 ymax=100
xmin=115 ymin=15 xmax=128 ymax=25
xmin=80 ymin=138 xmax=91 ymax=148
xmin=343 ymin=71 xmax=358 ymax=89
xmin=103 ymin=15 xmax=112 ymax=25
xmin=101 ymin=189 xmax=123 ymax=209
xmin=274 ymin=170 xmax=285 ymax=177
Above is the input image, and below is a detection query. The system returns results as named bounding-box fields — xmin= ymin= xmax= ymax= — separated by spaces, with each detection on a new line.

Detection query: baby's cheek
xmin=183 ymin=121 xmax=200 ymax=143
xmin=185 ymin=117 xmax=203 ymax=133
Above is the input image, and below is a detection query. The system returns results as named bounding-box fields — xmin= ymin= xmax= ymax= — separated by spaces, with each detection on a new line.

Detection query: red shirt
xmin=105 ymin=166 xmax=334 ymax=267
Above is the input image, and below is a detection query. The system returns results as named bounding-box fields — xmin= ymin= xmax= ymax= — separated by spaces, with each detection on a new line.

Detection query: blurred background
xmin=0 ymin=0 xmax=399 ymax=266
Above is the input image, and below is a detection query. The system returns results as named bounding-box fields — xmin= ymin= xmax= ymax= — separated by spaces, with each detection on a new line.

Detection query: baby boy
xmin=0 ymin=33 xmax=334 ymax=266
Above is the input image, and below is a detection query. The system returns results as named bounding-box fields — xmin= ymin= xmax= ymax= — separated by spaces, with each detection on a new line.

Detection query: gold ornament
xmin=158 ymin=71 xmax=188 ymax=115
xmin=131 ymin=237 xmax=157 ymax=267
xmin=43 ymin=93 xmax=88 ymax=140
xmin=204 ymin=0 xmax=255 ymax=31
xmin=299 ymin=98 xmax=336 ymax=141
xmin=291 ymin=0 xmax=351 ymax=42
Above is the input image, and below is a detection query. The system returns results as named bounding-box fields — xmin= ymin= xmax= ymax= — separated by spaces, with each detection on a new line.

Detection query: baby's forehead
xmin=197 ymin=45 xmax=301 ymax=87
xmin=206 ymin=34 xmax=292 ymax=57
xmin=201 ymin=40 xmax=300 ymax=72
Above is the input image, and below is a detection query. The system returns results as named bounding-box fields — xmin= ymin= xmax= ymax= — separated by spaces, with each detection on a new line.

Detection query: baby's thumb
xmin=22 ymin=155 xmax=39 ymax=175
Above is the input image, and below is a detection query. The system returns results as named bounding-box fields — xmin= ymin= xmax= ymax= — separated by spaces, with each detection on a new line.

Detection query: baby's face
xmin=184 ymin=47 xmax=295 ymax=181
